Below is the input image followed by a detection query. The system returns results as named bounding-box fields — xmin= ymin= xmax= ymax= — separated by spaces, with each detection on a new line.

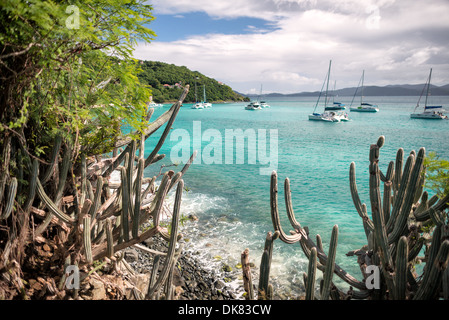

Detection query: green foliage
xmin=137 ymin=61 xmax=249 ymax=103
xmin=424 ymin=151 xmax=449 ymax=198
xmin=1 ymin=0 xmax=155 ymax=157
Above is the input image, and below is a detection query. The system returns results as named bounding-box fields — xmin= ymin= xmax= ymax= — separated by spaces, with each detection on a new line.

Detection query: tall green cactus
xmin=242 ymin=136 xmax=449 ymax=300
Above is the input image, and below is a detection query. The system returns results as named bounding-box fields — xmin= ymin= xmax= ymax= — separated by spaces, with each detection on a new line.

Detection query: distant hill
xmin=248 ymin=84 xmax=449 ymax=98
xmin=137 ymin=61 xmax=249 ymax=103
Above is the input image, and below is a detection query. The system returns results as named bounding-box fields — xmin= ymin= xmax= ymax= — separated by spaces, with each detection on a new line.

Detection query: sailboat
xmin=411 ymin=68 xmax=447 ymax=120
xmin=349 ymin=70 xmax=379 ymax=112
xmin=202 ymin=85 xmax=212 ymax=108
xmin=191 ymin=81 xmax=204 ymax=109
xmin=245 ymin=84 xmax=265 ymax=110
xmin=325 ymin=81 xmax=346 ymax=110
xmin=308 ymin=60 xmax=349 ymax=122
xmin=259 ymin=85 xmax=270 ymax=108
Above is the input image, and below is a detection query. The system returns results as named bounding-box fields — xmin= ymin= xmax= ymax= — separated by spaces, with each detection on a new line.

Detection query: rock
xmin=124 ymin=248 xmax=139 ymax=263
xmin=222 ymin=264 xmax=232 ymax=272
xmin=214 ymin=279 xmax=225 ymax=290
xmin=90 ymin=278 xmax=107 ymax=300
xmin=188 ymin=214 xmax=198 ymax=221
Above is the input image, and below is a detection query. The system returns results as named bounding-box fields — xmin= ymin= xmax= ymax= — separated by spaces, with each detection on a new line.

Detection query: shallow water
xmin=140 ymin=96 xmax=449 ymax=296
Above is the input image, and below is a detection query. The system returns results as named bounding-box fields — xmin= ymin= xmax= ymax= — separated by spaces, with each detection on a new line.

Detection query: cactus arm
xmin=413 ymin=240 xmax=449 ymax=300
xmin=83 ymin=215 xmax=93 ymax=264
xmin=41 ymin=135 xmax=62 ymax=184
xmin=54 ymin=151 xmax=71 ymax=206
xmin=443 ymin=259 xmax=449 ymax=300
xmin=102 ymin=145 xmax=130 ymax=178
xmin=91 ymin=225 xmax=162 ymax=262
xmin=382 ymin=161 xmax=394 ymax=224
xmin=394 ymin=236 xmax=408 ymax=300
xmin=270 ymin=171 xmax=302 ymax=244
xmin=414 ymin=192 xmax=449 ymax=222
xmin=349 ymin=162 xmax=374 ymax=235
xmin=150 ymin=173 xmax=172 ymax=227
xmin=80 ymin=154 xmax=87 ymax=205
xmin=23 ymin=158 xmax=39 ymax=212
xmin=241 ymin=248 xmax=255 ymax=300
xmin=147 ymin=180 xmax=184 ymax=298
xmin=1 ymin=177 xmax=18 ymax=220
xmin=284 ymin=177 xmax=302 ymax=230
xmin=36 ymin=178 xmax=75 ymax=225
xmin=258 ymin=231 xmax=279 ymax=300
xmin=388 ymin=148 xmax=425 ymax=245
xmin=386 ymin=154 xmax=414 ymax=233
xmin=168 ymin=150 xmax=197 ymax=191
xmin=321 ymin=225 xmax=338 ymax=300
xmin=120 ymin=166 xmax=130 ymax=242
xmin=132 ymin=158 xmax=144 ymax=238
xmin=305 ymin=247 xmax=317 ymax=300
xmin=89 ymin=177 xmax=103 ymax=221
xmin=144 ymin=103 xmax=182 ymax=168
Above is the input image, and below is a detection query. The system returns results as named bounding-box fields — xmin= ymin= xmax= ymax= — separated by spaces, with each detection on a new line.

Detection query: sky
xmin=133 ymin=0 xmax=449 ymax=95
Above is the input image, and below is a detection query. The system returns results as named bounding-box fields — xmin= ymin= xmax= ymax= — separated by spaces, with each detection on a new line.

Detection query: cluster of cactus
xmin=0 ymin=86 xmax=194 ymax=299
xmin=242 ymin=136 xmax=449 ymax=300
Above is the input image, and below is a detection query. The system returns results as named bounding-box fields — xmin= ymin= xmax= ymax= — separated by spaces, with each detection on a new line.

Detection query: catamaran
xmin=411 ymin=68 xmax=447 ymax=120
xmin=349 ymin=70 xmax=379 ymax=112
xmin=191 ymin=81 xmax=204 ymax=109
xmin=308 ymin=60 xmax=349 ymax=122
xmin=245 ymin=101 xmax=262 ymax=110
xmin=202 ymin=85 xmax=212 ymax=108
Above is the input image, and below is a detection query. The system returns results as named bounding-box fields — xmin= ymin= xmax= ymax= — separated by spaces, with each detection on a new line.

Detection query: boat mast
xmin=424 ymin=68 xmax=432 ymax=108
xmin=360 ymin=70 xmax=365 ymax=105
xmin=203 ymin=84 xmax=206 ymax=103
xmin=313 ymin=60 xmax=331 ymax=113
xmin=325 ymin=60 xmax=332 ymax=109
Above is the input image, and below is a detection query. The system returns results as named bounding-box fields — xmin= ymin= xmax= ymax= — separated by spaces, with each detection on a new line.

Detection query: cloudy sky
xmin=134 ymin=0 xmax=449 ymax=94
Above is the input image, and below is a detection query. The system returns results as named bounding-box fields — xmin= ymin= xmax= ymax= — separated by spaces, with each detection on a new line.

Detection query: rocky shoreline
xmin=124 ymin=233 xmax=249 ymax=300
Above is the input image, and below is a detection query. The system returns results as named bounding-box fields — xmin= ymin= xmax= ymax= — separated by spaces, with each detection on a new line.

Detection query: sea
xmin=137 ymin=95 xmax=449 ymax=298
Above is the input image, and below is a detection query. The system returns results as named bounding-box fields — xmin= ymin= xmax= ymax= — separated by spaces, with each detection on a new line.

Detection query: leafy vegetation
xmin=424 ymin=151 xmax=449 ymax=198
xmin=137 ymin=61 xmax=249 ymax=103
xmin=1 ymin=0 xmax=155 ymax=159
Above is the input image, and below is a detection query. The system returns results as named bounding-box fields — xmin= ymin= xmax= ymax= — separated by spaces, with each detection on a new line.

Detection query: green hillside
xmin=137 ymin=60 xmax=249 ymax=103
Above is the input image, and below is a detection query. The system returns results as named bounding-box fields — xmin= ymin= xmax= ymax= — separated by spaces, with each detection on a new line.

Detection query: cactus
xmin=1 ymin=177 xmax=18 ymax=220
xmin=305 ymin=247 xmax=317 ymax=300
xmin=0 ymin=86 xmax=195 ymax=299
xmin=321 ymin=225 xmax=338 ymax=300
xmin=243 ymin=136 xmax=449 ymax=300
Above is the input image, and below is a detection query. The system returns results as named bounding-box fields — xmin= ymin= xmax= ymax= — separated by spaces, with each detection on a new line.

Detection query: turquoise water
xmin=142 ymin=96 xmax=449 ymax=296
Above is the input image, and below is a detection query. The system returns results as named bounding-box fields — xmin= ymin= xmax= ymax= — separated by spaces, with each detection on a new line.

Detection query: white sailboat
xmin=411 ymin=68 xmax=448 ymax=120
xmin=246 ymin=84 xmax=267 ymax=110
xmin=325 ymin=81 xmax=346 ymax=110
xmin=245 ymin=101 xmax=262 ymax=110
xmin=191 ymin=81 xmax=204 ymax=109
xmin=202 ymin=85 xmax=212 ymax=108
xmin=259 ymin=85 xmax=270 ymax=108
xmin=349 ymin=70 xmax=379 ymax=112
xmin=308 ymin=60 xmax=349 ymax=122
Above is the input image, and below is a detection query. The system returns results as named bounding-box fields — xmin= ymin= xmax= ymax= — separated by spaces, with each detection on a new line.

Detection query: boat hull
xmin=410 ymin=113 xmax=447 ymax=119
xmin=350 ymin=107 xmax=379 ymax=112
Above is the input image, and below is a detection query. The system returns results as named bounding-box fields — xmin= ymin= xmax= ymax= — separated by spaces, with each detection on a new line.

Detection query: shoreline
xmin=126 ymin=232 xmax=248 ymax=300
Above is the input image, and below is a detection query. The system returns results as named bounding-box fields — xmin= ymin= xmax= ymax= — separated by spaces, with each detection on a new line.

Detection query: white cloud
xmin=137 ymin=0 xmax=449 ymax=93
